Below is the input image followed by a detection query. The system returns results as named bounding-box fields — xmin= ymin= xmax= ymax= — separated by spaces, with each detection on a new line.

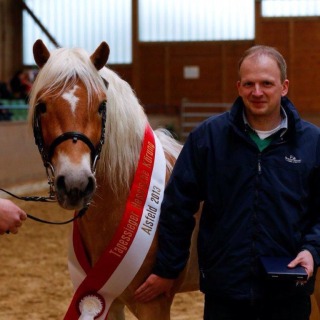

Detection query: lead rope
xmin=0 ymin=187 xmax=89 ymax=225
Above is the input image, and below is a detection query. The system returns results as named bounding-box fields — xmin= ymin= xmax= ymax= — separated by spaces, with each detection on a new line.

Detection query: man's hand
xmin=0 ymin=199 xmax=27 ymax=234
xmin=134 ymin=274 xmax=174 ymax=303
xmin=288 ymin=250 xmax=314 ymax=282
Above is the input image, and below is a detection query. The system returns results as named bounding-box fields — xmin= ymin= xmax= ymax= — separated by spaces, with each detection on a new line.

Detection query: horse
xmin=28 ymin=39 xmax=199 ymax=320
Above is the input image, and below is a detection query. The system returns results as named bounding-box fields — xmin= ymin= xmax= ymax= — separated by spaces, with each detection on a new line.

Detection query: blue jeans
xmin=203 ymin=295 xmax=311 ymax=320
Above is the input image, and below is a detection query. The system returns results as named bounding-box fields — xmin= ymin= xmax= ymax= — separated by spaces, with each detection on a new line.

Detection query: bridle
xmin=34 ymin=100 xmax=107 ymax=168
xmin=33 ymin=99 xmax=107 ymax=200
xmin=26 ymin=97 xmax=107 ymax=222
xmin=33 ymin=77 xmax=109 ymax=206
xmin=0 ymin=95 xmax=107 ymax=227
xmin=0 ymin=73 xmax=109 ymax=228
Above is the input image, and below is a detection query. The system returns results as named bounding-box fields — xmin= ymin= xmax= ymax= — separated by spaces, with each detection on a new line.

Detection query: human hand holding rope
xmin=0 ymin=198 xmax=27 ymax=235
xmin=0 ymin=187 xmax=88 ymax=226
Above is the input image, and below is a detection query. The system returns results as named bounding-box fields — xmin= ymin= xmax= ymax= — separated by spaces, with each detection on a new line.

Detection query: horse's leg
xmin=128 ymin=295 xmax=173 ymax=320
xmin=106 ymin=299 xmax=125 ymax=320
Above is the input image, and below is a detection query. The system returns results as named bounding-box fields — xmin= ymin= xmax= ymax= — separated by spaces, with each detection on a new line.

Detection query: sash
xmin=65 ymin=125 xmax=166 ymax=319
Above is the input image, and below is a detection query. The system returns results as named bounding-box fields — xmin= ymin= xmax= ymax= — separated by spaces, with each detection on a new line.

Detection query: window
xmin=23 ymin=0 xmax=132 ymax=65
xmin=138 ymin=0 xmax=255 ymax=41
xmin=23 ymin=1 xmax=255 ymax=65
xmin=262 ymin=0 xmax=320 ymax=17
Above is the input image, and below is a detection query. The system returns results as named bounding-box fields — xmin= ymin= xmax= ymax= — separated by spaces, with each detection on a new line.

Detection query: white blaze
xmin=62 ymin=85 xmax=79 ymax=114
xmin=56 ymin=153 xmax=92 ymax=190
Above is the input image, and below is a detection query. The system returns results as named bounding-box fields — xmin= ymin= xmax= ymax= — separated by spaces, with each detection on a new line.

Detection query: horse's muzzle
xmin=55 ymin=174 xmax=96 ymax=210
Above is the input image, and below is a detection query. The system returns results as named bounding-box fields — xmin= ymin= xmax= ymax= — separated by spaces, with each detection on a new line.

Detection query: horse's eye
xmin=37 ymin=102 xmax=47 ymax=114
xmin=98 ymin=101 xmax=106 ymax=115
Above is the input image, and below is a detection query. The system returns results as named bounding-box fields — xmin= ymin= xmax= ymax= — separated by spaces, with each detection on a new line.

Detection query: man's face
xmin=237 ymin=55 xmax=289 ymax=122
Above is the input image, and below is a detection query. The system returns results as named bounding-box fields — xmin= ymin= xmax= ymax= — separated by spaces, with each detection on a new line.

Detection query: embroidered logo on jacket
xmin=285 ymin=155 xmax=302 ymax=163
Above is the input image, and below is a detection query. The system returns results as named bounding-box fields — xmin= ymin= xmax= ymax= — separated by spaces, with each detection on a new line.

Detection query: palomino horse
xmin=29 ymin=40 xmax=199 ymax=320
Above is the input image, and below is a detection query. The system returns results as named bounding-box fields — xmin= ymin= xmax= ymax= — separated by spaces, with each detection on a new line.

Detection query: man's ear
xmin=281 ymin=79 xmax=289 ymax=96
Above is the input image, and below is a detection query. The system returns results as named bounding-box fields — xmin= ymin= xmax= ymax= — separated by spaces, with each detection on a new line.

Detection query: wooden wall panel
xmin=137 ymin=44 xmax=167 ymax=106
xmin=135 ymin=41 xmax=254 ymax=113
xmin=220 ymin=42 xmax=254 ymax=102
xmin=169 ymin=44 xmax=223 ymax=104
xmin=290 ymin=20 xmax=320 ymax=112
xmin=255 ymin=16 xmax=320 ymax=114
xmin=0 ymin=0 xmax=23 ymax=83
xmin=256 ymin=19 xmax=291 ymax=51
xmin=0 ymin=122 xmax=45 ymax=187
xmin=111 ymin=64 xmax=133 ymax=86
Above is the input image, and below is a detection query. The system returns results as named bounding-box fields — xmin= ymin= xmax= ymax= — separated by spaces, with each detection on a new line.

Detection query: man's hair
xmin=238 ymin=45 xmax=287 ymax=82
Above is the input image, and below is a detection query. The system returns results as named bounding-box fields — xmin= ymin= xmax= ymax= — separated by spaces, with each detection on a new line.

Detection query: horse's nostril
xmin=85 ymin=177 xmax=95 ymax=196
xmin=56 ymin=175 xmax=66 ymax=192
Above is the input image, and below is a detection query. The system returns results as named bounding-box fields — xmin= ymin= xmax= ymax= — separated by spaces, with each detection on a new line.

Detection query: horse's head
xmin=30 ymin=40 xmax=110 ymax=210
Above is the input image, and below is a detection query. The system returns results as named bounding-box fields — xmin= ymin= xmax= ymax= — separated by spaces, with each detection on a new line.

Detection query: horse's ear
xmin=33 ymin=39 xmax=50 ymax=68
xmin=90 ymin=42 xmax=110 ymax=71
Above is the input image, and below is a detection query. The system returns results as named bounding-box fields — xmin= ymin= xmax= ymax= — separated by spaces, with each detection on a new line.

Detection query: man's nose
xmin=252 ymin=84 xmax=263 ymax=96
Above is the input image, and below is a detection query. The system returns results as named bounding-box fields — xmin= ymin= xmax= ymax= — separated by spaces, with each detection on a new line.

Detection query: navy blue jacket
xmin=153 ymin=96 xmax=320 ymax=300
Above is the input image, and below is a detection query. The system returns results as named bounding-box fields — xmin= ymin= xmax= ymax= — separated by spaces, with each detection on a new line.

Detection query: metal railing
xmin=180 ymin=100 xmax=231 ymax=140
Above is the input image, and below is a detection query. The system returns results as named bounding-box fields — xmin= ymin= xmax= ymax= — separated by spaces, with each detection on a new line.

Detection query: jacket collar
xmin=242 ymin=106 xmax=288 ymax=137
xmin=229 ymin=96 xmax=302 ymax=139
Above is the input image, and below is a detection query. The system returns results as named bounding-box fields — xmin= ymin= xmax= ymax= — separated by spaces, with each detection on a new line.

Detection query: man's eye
xmin=243 ymin=82 xmax=253 ymax=87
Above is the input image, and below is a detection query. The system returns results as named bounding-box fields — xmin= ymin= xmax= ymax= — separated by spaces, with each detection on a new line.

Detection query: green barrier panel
xmin=0 ymin=99 xmax=28 ymax=121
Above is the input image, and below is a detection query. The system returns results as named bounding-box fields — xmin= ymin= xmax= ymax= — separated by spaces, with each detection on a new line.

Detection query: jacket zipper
xmin=257 ymin=153 xmax=262 ymax=174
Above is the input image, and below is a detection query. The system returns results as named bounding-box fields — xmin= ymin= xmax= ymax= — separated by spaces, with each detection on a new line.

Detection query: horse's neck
xmin=77 ymin=180 xmax=130 ymax=266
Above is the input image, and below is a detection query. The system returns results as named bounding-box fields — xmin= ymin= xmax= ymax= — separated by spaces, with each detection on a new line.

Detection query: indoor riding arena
xmin=1 ymin=1 xmax=320 ymax=319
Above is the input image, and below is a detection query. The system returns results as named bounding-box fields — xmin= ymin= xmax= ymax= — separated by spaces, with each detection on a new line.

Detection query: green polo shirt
xmin=243 ymin=106 xmax=288 ymax=152
xmin=248 ymin=130 xmax=274 ymax=152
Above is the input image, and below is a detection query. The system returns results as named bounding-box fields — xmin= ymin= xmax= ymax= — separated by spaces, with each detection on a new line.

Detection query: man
xmin=0 ymin=198 xmax=27 ymax=234
xmin=135 ymin=45 xmax=320 ymax=319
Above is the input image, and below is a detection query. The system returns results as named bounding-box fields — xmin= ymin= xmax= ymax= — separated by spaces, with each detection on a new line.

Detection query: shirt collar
xmin=243 ymin=106 xmax=288 ymax=136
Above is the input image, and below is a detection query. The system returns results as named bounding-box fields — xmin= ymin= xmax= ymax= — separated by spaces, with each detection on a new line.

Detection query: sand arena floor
xmin=0 ymin=186 xmax=204 ymax=320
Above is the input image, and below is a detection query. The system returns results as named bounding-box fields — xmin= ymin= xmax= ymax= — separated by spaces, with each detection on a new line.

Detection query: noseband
xmin=33 ymin=100 xmax=107 ymax=197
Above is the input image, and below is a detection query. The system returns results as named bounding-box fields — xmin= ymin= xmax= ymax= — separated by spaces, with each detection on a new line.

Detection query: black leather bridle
xmin=2 ymin=99 xmax=107 ymax=226
xmin=1 ymin=100 xmax=107 ymax=227
xmin=1 ymin=79 xmax=109 ymax=228
xmin=33 ymin=99 xmax=107 ymax=199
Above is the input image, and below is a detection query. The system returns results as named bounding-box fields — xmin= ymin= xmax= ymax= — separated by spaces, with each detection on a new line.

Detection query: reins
xmin=0 ymin=187 xmax=88 ymax=225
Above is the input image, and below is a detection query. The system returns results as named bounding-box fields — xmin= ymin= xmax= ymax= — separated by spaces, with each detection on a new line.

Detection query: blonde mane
xmin=29 ymin=46 xmax=181 ymax=196
xmin=98 ymin=66 xmax=148 ymax=193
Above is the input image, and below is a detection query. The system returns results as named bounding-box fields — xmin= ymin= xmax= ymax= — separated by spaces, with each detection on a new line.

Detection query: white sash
xmin=65 ymin=125 xmax=166 ymax=319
